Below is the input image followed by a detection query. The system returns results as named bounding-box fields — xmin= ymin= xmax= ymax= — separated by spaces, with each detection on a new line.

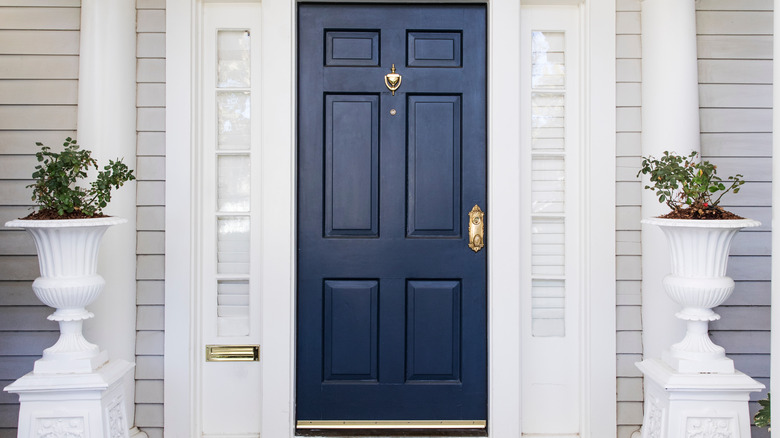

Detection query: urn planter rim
xmin=642 ymin=217 xmax=760 ymax=229
xmin=5 ymin=216 xmax=127 ymax=229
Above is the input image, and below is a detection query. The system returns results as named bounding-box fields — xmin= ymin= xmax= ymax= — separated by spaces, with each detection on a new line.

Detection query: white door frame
xmin=165 ymin=1 xmax=616 ymax=436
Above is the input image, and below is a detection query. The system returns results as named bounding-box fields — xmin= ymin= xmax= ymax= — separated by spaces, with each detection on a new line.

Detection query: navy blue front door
xmin=297 ymin=4 xmax=487 ymax=425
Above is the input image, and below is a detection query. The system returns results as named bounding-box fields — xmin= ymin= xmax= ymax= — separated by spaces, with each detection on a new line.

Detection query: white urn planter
xmin=4 ymin=216 xmax=139 ymax=438
xmin=5 ymin=216 xmax=126 ymax=374
xmin=642 ymin=217 xmax=760 ymax=373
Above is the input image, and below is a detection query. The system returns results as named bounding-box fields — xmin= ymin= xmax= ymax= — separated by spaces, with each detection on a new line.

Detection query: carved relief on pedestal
xmin=36 ymin=417 xmax=86 ymax=438
xmin=107 ymin=395 xmax=128 ymax=438
xmin=644 ymin=393 xmax=664 ymax=438
xmin=686 ymin=417 xmax=735 ymax=438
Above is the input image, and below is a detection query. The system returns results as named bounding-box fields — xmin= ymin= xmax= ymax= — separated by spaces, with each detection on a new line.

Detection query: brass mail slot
xmin=205 ymin=345 xmax=259 ymax=362
xmin=297 ymin=420 xmax=486 ymax=429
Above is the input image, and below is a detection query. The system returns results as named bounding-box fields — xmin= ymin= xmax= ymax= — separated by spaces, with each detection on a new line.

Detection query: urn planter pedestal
xmin=637 ymin=218 xmax=764 ymax=438
xmin=3 ymin=217 xmax=138 ymax=438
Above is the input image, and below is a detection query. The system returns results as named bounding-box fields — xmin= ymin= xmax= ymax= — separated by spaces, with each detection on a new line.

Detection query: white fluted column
xmin=76 ymin=0 xmax=139 ymax=434
xmin=640 ymin=0 xmax=701 ymax=360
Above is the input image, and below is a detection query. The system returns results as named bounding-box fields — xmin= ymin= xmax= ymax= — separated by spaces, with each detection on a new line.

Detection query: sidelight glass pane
xmin=217 ymin=280 xmax=250 ymax=336
xmin=530 ymin=30 xmax=567 ymax=338
xmin=532 ymin=279 xmax=565 ymax=337
xmin=218 ymin=30 xmax=251 ymax=88
xmin=532 ymin=157 xmax=565 ymax=214
xmin=217 ymin=217 xmax=250 ymax=274
xmin=217 ymin=91 xmax=251 ymax=150
xmin=532 ymin=93 xmax=565 ymax=152
xmin=532 ymin=31 xmax=565 ymax=89
xmin=531 ymin=218 xmax=565 ymax=276
xmin=217 ymin=155 xmax=251 ymax=212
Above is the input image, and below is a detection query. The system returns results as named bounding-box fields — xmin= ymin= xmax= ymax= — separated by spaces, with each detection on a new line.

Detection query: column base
xmin=636 ymin=358 xmax=764 ymax=438
xmin=4 ymin=359 xmax=136 ymax=438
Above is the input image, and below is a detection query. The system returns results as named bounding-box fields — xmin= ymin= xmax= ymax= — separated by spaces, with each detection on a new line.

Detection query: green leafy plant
xmin=638 ymin=151 xmax=745 ymax=219
xmin=755 ymin=393 xmax=770 ymax=429
xmin=27 ymin=137 xmax=135 ymax=218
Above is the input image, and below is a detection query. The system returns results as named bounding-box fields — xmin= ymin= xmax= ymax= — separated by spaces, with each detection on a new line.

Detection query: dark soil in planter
xmin=659 ymin=207 xmax=743 ymax=220
xmin=21 ymin=209 xmax=108 ymax=220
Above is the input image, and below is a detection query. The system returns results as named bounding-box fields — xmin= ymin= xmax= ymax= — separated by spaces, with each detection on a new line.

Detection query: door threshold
xmin=297 ymin=421 xmax=486 ymax=437
xmin=296 ymin=428 xmax=487 ymax=437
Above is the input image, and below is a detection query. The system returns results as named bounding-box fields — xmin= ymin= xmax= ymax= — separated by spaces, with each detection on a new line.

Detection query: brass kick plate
xmin=205 ymin=345 xmax=259 ymax=362
xmin=297 ymin=420 xmax=486 ymax=429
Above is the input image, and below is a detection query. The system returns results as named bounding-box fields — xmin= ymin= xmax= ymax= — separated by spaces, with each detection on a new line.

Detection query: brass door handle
xmin=468 ymin=205 xmax=485 ymax=253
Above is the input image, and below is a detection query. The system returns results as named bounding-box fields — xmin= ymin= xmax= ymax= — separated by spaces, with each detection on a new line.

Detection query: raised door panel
xmin=407 ymin=95 xmax=462 ymax=237
xmin=324 ymin=95 xmax=379 ymax=237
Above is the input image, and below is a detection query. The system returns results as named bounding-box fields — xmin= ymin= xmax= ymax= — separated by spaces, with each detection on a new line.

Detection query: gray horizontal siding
xmin=0 ymin=3 xmax=82 ymax=436
xmin=135 ymin=2 xmax=165 ymax=437
xmin=615 ymin=1 xmax=642 ymax=437
xmin=697 ymin=2 xmax=772 ymax=437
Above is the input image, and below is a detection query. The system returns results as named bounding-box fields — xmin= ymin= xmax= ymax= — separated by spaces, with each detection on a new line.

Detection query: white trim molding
xmin=165 ymin=1 xmax=616 ymax=436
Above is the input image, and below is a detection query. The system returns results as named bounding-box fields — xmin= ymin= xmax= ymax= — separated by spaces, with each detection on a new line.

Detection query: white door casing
xmin=165 ymin=1 xmax=616 ymax=437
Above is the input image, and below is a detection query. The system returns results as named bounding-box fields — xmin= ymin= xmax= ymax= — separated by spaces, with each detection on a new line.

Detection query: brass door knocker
xmin=384 ymin=64 xmax=402 ymax=95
